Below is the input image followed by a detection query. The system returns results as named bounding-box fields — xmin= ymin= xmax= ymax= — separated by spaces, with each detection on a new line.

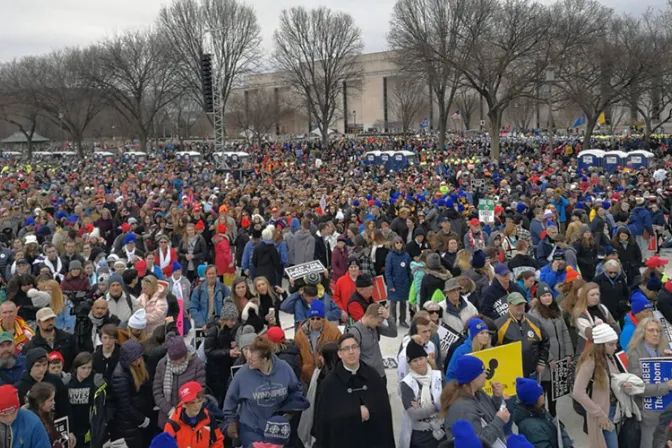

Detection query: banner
xmin=54 ymin=416 xmax=71 ymax=448
xmin=640 ymin=357 xmax=672 ymax=411
xmin=551 ymin=357 xmax=576 ymax=401
xmin=372 ymin=275 xmax=387 ymax=303
xmin=469 ymin=341 xmax=523 ymax=396
xmin=176 ymin=298 xmax=184 ymax=336
xmin=285 ymin=260 xmax=325 ymax=280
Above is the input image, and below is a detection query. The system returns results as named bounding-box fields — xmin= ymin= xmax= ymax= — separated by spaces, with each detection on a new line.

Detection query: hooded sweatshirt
xmin=222 ymin=354 xmax=308 ymax=440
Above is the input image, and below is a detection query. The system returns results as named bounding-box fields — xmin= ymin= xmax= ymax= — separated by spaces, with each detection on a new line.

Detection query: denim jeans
xmin=602 ymin=405 xmax=618 ymax=448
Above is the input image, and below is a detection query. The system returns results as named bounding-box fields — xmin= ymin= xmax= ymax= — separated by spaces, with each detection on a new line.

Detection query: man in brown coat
xmin=294 ymin=300 xmax=341 ymax=384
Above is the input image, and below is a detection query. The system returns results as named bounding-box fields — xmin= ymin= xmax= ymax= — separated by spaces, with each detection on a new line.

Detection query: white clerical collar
xmin=343 ymin=363 xmax=360 ymax=374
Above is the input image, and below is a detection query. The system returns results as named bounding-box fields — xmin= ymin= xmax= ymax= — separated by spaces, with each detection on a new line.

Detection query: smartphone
xmin=378 ymin=300 xmax=388 ymax=308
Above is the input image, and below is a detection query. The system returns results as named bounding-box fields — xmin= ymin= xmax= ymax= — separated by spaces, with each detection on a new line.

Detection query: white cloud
xmin=0 ymin=0 xmax=665 ymax=61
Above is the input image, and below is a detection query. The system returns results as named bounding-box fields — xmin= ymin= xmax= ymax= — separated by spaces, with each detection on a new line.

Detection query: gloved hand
xmin=138 ymin=417 xmax=150 ymax=428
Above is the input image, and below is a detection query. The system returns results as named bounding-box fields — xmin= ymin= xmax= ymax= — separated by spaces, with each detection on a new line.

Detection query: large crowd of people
xmin=0 ymin=134 xmax=671 ymax=448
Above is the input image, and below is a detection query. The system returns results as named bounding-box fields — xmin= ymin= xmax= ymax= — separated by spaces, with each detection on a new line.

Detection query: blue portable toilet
xmin=363 ymin=151 xmax=379 ymax=165
xmin=390 ymin=151 xmax=408 ymax=171
xmin=577 ymin=149 xmax=605 ymax=172
xmin=603 ymin=150 xmax=627 ymax=173
xmin=379 ymin=151 xmax=392 ymax=170
xmin=93 ymin=151 xmax=114 ymax=162
xmin=626 ymin=150 xmax=653 ymax=169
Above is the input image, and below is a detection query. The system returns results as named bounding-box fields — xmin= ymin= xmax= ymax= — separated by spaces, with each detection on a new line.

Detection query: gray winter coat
xmin=152 ymin=353 xmax=206 ymax=428
xmin=290 ymin=229 xmax=316 ymax=266
xmin=443 ymin=391 xmax=506 ymax=446
xmin=529 ymin=307 xmax=574 ymax=382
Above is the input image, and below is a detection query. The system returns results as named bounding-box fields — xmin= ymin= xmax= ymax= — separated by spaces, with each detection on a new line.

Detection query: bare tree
xmin=273 ymin=6 xmax=363 ymax=147
xmin=0 ymin=50 xmax=105 ymax=157
xmin=84 ymin=31 xmax=184 ymax=150
xmin=507 ymin=97 xmax=536 ymax=130
xmin=157 ymin=0 xmax=262 ymax=123
xmin=228 ymin=88 xmax=293 ymax=142
xmin=454 ymin=88 xmax=479 ymax=130
xmin=552 ymin=11 xmax=650 ymax=147
xmin=0 ymin=65 xmax=41 ymax=158
xmin=388 ymin=0 xmax=467 ymax=151
xmin=390 ymin=74 xmax=427 ymax=136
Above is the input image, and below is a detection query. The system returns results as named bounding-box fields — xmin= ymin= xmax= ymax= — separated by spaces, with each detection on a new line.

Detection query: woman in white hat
xmin=572 ymin=320 xmax=622 ymax=448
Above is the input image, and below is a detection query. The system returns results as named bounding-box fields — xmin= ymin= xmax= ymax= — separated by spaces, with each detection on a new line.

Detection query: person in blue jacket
xmin=0 ymin=384 xmax=51 ymax=448
xmin=385 ymin=237 xmax=412 ymax=328
xmin=241 ymin=225 xmax=262 ymax=279
xmin=539 ymin=253 xmax=573 ymax=298
xmin=550 ymin=194 xmax=569 ymax=231
xmin=280 ymin=284 xmax=343 ymax=328
xmin=445 ymin=318 xmax=491 ymax=382
xmin=0 ymin=332 xmax=27 ymax=385
xmin=221 ymin=335 xmax=308 ymax=446
xmin=628 ymin=197 xmax=654 ymax=256
xmin=620 ymin=290 xmax=654 ymax=351
xmin=189 ymin=266 xmax=231 ymax=328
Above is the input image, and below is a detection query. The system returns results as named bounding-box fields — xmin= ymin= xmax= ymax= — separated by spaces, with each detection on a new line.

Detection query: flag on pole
xmin=598 ymin=112 xmax=606 ymax=125
xmin=572 ymin=114 xmax=586 ymax=127
xmin=450 ymin=111 xmax=461 ymax=120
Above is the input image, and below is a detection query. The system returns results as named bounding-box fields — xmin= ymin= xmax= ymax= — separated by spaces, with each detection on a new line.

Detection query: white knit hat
xmin=128 ymin=309 xmax=147 ymax=330
xmin=592 ymin=320 xmax=618 ymax=344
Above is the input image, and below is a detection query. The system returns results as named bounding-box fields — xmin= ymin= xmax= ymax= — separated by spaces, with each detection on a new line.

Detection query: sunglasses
xmin=310 ymin=317 xmax=323 ymax=321
xmin=428 ymin=310 xmax=440 ymax=315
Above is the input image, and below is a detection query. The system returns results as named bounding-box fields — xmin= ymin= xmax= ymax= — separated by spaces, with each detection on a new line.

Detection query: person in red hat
xmin=163 ymin=381 xmax=224 ymax=448
xmin=265 ymin=326 xmax=302 ymax=381
xmin=0 ymin=383 xmax=52 ymax=448
xmin=464 ymin=218 xmax=486 ymax=253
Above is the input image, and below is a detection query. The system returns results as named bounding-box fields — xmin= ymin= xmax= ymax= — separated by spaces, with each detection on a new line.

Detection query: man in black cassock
xmin=313 ymin=333 xmax=395 ymax=448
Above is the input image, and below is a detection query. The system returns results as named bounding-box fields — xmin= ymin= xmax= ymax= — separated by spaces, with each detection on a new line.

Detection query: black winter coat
xmin=22 ymin=330 xmax=76 ymax=371
xmin=615 ymin=241 xmax=642 ymax=286
xmin=276 ymin=340 xmax=302 ymax=381
xmin=204 ymin=323 xmax=238 ymax=401
xmin=419 ymin=269 xmax=451 ymax=308
xmin=75 ymin=313 xmax=117 ymax=354
xmin=657 ymin=286 xmax=672 ymax=325
xmin=481 ymin=278 xmax=524 ymax=320
xmin=593 ymin=272 xmax=630 ymax=323
xmin=252 ymin=241 xmax=282 ymax=286
xmin=110 ymin=353 xmax=154 ymax=448
xmin=573 ymin=241 xmax=598 ymax=281
xmin=314 ymin=235 xmax=331 ymax=269
xmin=15 ymin=371 xmax=70 ymax=419
xmin=178 ymin=235 xmax=209 ymax=272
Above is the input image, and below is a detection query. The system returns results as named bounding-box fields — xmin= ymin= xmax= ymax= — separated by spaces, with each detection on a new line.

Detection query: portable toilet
xmin=363 ymin=151 xmax=380 ymax=165
xmin=93 ymin=151 xmax=114 ymax=162
xmin=379 ymin=151 xmax=392 ymax=170
xmin=603 ymin=150 xmax=627 ymax=173
xmin=577 ymin=149 xmax=605 ymax=172
xmin=626 ymin=150 xmax=654 ymax=169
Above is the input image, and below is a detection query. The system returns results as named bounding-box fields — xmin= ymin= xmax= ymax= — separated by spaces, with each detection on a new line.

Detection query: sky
xmin=0 ymin=0 xmax=666 ymax=62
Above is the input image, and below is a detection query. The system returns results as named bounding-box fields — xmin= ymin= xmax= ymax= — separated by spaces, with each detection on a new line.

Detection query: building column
xmin=383 ymin=77 xmax=389 ymax=133
xmin=343 ymin=81 xmax=348 ymax=133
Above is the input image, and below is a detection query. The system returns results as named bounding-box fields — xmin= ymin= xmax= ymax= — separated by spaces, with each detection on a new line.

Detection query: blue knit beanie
xmin=452 ymin=420 xmax=482 ymax=448
xmin=647 ymin=273 xmax=663 ymax=292
xmin=472 ymin=250 xmax=486 ymax=269
xmin=516 ymin=377 xmax=543 ymax=406
xmin=124 ymin=233 xmax=137 ymax=245
xmin=516 ymin=202 xmax=527 ymax=213
xmin=468 ymin=318 xmax=488 ymax=339
xmin=150 ymin=433 xmax=178 ymax=448
xmin=455 ymin=355 xmax=485 ymax=385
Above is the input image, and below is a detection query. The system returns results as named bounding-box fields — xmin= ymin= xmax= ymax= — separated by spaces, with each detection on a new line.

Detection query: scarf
xmin=409 ymin=369 xmax=445 ymax=441
xmin=172 ymin=277 xmax=184 ymax=301
xmin=159 ymin=247 xmax=171 ymax=270
xmin=163 ymin=356 xmax=189 ymax=403
xmin=467 ymin=230 xmax=484 ymax=250
xmin=89 ymin=311 xmax=104 ymax=347
xmin=44 ymin=257 xmax=63 ymax=280
xmin=124 ymin=245 xmax=136 ymax=262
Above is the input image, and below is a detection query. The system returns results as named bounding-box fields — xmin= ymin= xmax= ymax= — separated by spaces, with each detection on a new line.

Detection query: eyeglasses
xmin=646 ymin=328 xmax=661 ymax=334
xmin=339 ymin=344 xmax=360 ymax=353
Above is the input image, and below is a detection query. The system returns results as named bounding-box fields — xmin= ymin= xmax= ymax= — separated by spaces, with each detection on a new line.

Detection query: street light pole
xmin=353 ymin=110 xmax=357 ymax=128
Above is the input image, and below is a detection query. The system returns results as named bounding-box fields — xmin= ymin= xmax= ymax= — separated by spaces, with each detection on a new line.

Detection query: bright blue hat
xmin=309 ymin=300 xmax=326 ymax=318
xmin=455 ymin=355 xmax=485 ymax=385
xmin=124 ymin=233 xmax=137 ymax=245
xmin=468 ymin=318 xmax=488 ymax=339
xmin=171 ymin=261 xmax=182 ymax=272
xmin=516 ymin=377 xmax=543 ymax=406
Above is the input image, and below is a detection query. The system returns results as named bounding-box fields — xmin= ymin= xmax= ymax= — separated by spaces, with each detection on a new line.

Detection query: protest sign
xmin=470 ymin=341 xmax=523 ymax=396
xmin=193 ymin=329 xmax=206 ymax=349
xmin=285 ymin=260 xmax=325 ymax=280
xmin=372 ymin=276 xmax=387 ymax=303
xmin=640 ymin=357 xmax=672 ymax=411
xmin=654 ymin=311 xmax=672 ymax=349
xmin=551 ymin=357 xmax=576 ymax=401
xmin=54 ymin=416 xmax=71 ymax=448
xmin=437 ymin=323 xmax=462 ymax=359
xmin=615 ymin=350 xmax=629 ymax=371
xmin=478 ymin=199 xmax=496 ymax=224
xmin=383 ymin=356 xmax=398 ymax=370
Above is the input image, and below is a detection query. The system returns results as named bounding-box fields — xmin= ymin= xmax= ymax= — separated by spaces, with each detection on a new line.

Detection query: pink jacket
xmin=139 ymin=283 xmax=168 ymax=336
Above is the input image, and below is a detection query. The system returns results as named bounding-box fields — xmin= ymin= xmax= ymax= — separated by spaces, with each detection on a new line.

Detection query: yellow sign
xmin=469 ymin=341 xmax=523 ymax=397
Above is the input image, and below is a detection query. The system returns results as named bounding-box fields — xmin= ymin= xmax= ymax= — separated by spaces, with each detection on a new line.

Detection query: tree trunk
xmin=321 ymin=124 xmax=328 ymax=148
xmin=463 ymin=112 xmax=472 ymax=131
xmin=584 ymin=119 xmax=596 ymax=151
xmin=26 ymin=139 xmax=33 ymax=161
xmin=488 ymin=110 xmax=502 ymax=160
xmin=72 ymin=133 xmax=84 ymax=158
xmin=437 ymin=100 xmax=446 ymax=151
xmin=643 ymin=116 xmax=651 ymax=142
xmin=139 ymin=129 xmax=148 ymax=153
